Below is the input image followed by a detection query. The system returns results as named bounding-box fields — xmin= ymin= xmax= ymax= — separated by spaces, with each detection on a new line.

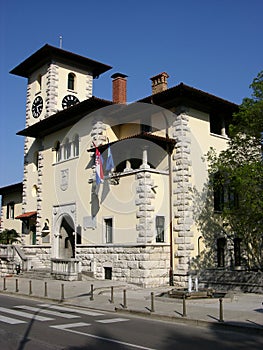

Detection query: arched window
xmin=64 ymin=138 xmax=71 ymax=159
xmin=37 ymin=74 xmax=42 ymax=90
xmin=73 ymin=134 xmax=79 ymax=157
xmin=68 ymin=73 xmax=75 ymax=90
xmin=33 ymin=151 xmax=39 ymax=172
xmin=55 ymin=141 xmax=62 ymax=163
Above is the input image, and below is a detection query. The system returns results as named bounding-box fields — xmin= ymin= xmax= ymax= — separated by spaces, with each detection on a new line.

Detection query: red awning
xmin=15 ymin=211 xmax=37 ymax=220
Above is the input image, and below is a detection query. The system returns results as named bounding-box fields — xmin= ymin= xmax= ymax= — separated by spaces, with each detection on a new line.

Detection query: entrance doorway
xmin=58 ymin=215 xmax=75 ymax=259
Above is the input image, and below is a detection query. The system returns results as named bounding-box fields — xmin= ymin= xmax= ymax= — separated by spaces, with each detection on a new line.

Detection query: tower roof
xmin=10 ymin=44 xmax=112 ymax=78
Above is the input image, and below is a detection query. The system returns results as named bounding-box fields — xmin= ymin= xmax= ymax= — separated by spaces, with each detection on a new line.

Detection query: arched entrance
xmin=58 ymin=215 xmax=75 ymax=259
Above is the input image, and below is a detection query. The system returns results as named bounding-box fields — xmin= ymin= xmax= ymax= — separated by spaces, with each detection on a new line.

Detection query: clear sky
xmin=0 ymin=0 xmax=262 ymax=187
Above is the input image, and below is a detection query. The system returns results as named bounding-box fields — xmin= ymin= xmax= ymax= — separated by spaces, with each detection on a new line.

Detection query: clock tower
xmin=9 ymin=45 xmax=112 ymax=245
xmin=10 ymin=44 xmax=111 ymax=127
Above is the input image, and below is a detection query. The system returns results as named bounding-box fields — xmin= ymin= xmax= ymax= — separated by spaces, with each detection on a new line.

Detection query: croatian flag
xmin=106 ymin=145 xmax=115 ymax=171
xmin=95 ymin=147 xmax=104 ymax=185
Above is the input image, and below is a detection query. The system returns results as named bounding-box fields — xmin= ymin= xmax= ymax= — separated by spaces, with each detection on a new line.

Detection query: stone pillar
xmin=46 ymin=62 xmax=59 ymax=117
xmin=172 ymin=113 xmax=194 ymax=287
xmin=36 ymin=148 xmax=44 ymax=243
xmin=135 ymin=172 xmax=155 ymax=244
xmin=221 ymin=119 xmax=227 ymax=137
xmin=140 ymin=148 xmax=150 ymax=169
xmin=90 ymin=120 xmax=107 ymax=183
xmin=85 ymin=73 xmax=93 ymax=99
xmin=124 ymin=160 xmax=132 ymax=172
xmin=91 ymin=121 xmax=107 ymax=146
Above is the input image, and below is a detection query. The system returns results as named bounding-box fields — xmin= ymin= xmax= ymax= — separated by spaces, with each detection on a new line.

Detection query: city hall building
xmin=0 ymin=44 xmax=237 ymax=287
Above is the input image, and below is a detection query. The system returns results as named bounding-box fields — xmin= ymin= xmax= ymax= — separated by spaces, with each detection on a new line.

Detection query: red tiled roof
xmin=15 ymin=211 xmax=37 ymax=219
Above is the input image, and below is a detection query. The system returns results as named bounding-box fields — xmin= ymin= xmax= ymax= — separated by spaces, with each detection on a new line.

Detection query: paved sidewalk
xmin=0 ymin=275 xmax=262 ymax=332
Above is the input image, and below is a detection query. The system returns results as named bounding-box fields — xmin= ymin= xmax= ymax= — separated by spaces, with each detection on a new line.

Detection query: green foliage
xmin=230 ymin=70 xmax=263 ymax=141
xmin=205 ymin=71 xmax=263 ymax=270
xmin=0 ymin=229 xmax=20 ymax=244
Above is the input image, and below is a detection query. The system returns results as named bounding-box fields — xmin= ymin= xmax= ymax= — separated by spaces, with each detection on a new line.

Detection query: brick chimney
xmin=111 ymin=73 xmax=127 ymax=104
xmin=150 ymin=72 xmax=169 ymax=94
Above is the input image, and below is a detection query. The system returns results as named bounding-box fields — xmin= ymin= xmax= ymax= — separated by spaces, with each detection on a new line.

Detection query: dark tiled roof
xmin=17 ymin=96 xmax=114 ymax=138
xmin=138 ymin=82 xmax=238 ymax=114
xmin=10 ymin=44 xmax=112 ymax=78
xmin=88 ymin=132 xmax=176 ymax=154
xmin=0 ymin=182 xmax=23 ymax=195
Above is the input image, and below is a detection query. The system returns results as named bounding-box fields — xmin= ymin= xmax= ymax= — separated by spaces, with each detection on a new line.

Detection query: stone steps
xmin=19 ymin=269 xmax=51 ymax=280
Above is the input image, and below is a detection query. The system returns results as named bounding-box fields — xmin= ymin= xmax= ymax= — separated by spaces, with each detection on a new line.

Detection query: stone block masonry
xmin=172 ymin=113 xmax=194 ymax=286
xmin=46 ymin=63 xmax=59 ymax=117
xmin=135 ymin=172 xmax=155 ymax=244
xmin=76 ymin=245 xmax=171 ymax=288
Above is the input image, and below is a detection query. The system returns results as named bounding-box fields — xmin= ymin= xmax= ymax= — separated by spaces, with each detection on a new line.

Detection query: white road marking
xmin=0 ymin=315 xmax=26 ymax=324
xmin=38 ymin=304 xmax=104 ymax=316
xmin=14 ymin=305 xmax=80 ymax=319
xmin=50 ymin=322 xmax=91 ymax=330
xmin=51 ymin=327 xmax=157 ymax=350
xmin=96 ymin=318 xmax=129 ymax=324
xmin=0 ymin=307 xmax=54 ymax=322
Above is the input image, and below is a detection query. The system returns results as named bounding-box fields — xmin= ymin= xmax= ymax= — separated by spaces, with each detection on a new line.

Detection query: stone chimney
xmin=111 ymin=73 xmax=127 ymax=104
xmin=150 ymin=72 xmax=169 ymax=95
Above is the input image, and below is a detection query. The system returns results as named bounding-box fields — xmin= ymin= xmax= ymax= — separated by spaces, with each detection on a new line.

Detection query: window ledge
xmin=210 ymin=133 xmax=229 ymax=140
xmin=53 ymin=155 xmax=79 ymax=166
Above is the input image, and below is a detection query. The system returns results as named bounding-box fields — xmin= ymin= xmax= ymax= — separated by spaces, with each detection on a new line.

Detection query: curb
xmin=0 ymin=290 xmax=262 ymax=334
xmin=115 ymin=307 xmax=263 ymax=334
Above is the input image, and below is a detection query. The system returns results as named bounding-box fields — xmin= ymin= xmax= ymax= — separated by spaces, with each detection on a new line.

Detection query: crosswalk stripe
xmin=0 ymin=307 xmax=54 ymax=322
xmin=50 ymin=322 xmax=91 ymax=330
xmin=38 ymin=304 xmax=104 ymax=316
xmin=14 ymin=305 xmax=80 ymax=319
xmin=0 ymin=315 xmax=27 ymax=325
xmin=96 ymin=318 xmax=129 ymax=324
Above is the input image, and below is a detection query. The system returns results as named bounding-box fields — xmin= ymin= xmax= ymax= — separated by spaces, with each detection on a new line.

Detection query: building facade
xmin=0 ymin=44 xmax=238 ymax=287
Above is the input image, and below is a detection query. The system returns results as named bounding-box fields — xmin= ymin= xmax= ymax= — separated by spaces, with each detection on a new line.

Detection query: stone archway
xmin=58 ymin=215 xmax=75 ymax=259
xmin=53 ymin=203 xmax=76 ymax=259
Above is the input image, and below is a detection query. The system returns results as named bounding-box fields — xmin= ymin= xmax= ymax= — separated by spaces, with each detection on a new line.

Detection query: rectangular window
xmin=6 ymin=202 xmax=15 ymax=219
xmin=156 ymin=216 xmax=165 ymax=242
xmin=213 ymin=173 xmax=239 ymax=212
xmin=104 ymin=267 xmax=112 ymax=280
xmin=76 ymin=225 xmax=82 ymax=244
xmin=104 ymin=218 xmax=113 ymax=243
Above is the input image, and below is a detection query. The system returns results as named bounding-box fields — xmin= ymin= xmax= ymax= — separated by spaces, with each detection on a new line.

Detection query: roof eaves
xmin=138 ymin=83 xmax=238 ymax=110
xmin=0 ymin=182 xmax=23 ymax=195
xmin=10 ymin=44 xmax=112 ymax=78
xmin=17 ymin=96 xmax=114 ymax=138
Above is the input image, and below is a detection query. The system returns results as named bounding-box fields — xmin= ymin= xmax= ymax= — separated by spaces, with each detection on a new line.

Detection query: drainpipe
xmin=168 ymin=147 xmax=174 ymax=286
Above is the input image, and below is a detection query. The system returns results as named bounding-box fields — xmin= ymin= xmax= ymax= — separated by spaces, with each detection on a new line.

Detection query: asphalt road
xmin=0 ymin=294 xmax=262 ymax=350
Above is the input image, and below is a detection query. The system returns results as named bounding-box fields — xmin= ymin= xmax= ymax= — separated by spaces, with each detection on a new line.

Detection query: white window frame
xmin=103 ymin=217 xmax=113 ymax=244
xmin=155 ymin=215 xmax=165 ymax=243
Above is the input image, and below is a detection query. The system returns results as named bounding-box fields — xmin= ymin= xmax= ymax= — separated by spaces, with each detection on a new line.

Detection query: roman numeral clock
xmin=62 ymin=95 xmax=79 ymax=109
xmin=31 ymin=96 xmax=44 ymax=118
xmin=10 ymin=44 xmax=112 ymax=129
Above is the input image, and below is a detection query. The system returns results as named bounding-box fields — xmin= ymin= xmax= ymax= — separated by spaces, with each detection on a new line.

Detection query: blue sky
xmin=0 ymin=0 xmax=262 ymax=187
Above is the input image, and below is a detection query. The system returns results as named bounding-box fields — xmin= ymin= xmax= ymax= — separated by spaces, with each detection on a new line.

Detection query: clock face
xmin=62 ymin=95 xmax=80 ymax=109
xmin=32 ymin=96 xmax=43 ymax=118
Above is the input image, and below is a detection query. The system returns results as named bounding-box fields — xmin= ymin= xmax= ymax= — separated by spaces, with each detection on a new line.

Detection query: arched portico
xmin=58 ymin=215 xmax=75 ymax=258
xmin=52 ymin=204 xmax=76 ymax=259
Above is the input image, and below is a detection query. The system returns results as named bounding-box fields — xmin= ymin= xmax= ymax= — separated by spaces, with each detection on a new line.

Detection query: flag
xmin=106 ymin=145 xmax=115 ymax=171
xmin=95 ymin=147 xmax=104 ymax=185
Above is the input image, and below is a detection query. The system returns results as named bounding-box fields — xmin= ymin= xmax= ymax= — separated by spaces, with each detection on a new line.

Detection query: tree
xmin=231 ymin=70 xmax=263 ymax=141
xmin=206 ymin=71 xmax=263 ymax=270
xmin=0 ymin=229 xmax=20 ymax=244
